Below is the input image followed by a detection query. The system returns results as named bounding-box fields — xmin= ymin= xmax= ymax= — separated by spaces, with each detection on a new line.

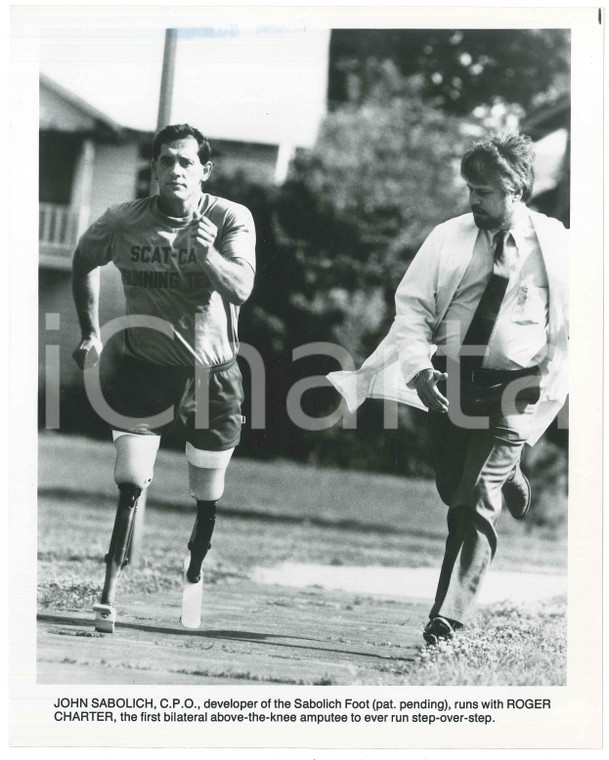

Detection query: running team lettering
xmin=122 ymin=270 xmax=209 ymax=289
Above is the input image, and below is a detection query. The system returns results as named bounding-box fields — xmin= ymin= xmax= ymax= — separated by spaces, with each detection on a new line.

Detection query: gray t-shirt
xmin=78 ymin=194 xmax=256 ymax=367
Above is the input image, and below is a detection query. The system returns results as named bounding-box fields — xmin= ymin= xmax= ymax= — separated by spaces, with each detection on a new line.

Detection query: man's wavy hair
xmin=461 ymin=134 xmax=535 ymax=204
xmin=152 ymin=123 xmax=212 ymax=164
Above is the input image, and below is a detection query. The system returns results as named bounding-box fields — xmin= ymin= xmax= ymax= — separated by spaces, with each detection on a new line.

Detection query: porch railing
xmin=39 ymin=203 xmax=80 ymax=267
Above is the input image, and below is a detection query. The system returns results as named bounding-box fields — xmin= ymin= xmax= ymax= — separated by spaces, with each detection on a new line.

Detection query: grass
xmin=403 ymin=598 xmax=567 ymax=686
xmin=39 ymin=431 xmax=567 ymax=573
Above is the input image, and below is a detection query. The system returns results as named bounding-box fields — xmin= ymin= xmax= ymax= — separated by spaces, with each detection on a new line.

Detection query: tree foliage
xmin=329 ymin=29 xmax=570 ymax=116
xmin=275 ymin=75 xmax=471 ymax=362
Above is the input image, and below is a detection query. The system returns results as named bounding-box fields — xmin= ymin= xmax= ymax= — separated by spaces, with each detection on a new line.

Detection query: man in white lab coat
xmin=329 ymin=134 xmax=568 ymax=644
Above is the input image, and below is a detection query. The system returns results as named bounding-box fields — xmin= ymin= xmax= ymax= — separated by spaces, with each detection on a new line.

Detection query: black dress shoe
xmin=423 ymin=616 xmax=462 ymax=645
xmin=502 ymin=465 xmax=531 ymax=520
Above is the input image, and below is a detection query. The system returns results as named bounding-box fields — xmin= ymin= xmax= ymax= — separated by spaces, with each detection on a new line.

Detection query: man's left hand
xmin=191 ymin=215 xmax=218 ymax=257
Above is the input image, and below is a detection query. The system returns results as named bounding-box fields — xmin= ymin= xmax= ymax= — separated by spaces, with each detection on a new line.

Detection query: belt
xmin=469 ymin=365 xmax=541 ymax=387
xmin=123 ymin=354 xmax=237 ymax=375
xmin=197 ymin=356 xmax=238 ymax=374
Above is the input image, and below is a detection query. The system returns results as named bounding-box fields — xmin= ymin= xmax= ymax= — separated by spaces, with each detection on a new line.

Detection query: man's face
xmin=466 ymin=180 xmax=521 ymax=230
xmin=152 ymin=136 xmax=212 ymax=208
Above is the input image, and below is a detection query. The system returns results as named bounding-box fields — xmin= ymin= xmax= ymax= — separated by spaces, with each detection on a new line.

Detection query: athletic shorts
xmin=106 ymin=354 xmax=245 ymax=451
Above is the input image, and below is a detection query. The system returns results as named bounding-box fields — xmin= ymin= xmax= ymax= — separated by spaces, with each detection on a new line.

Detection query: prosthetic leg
xmin=181 ymin=500 xmax=216 ymax=628
xmin=93 ymin=432 xmax=159 ymax=633
xmin=180 ymin=448 xmax=232 ymax=628
xmin=94 ymin=484 xmax=141 ymax=632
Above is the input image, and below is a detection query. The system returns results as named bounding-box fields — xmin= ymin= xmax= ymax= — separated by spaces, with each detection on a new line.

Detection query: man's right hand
xmin=414 ymin=368 xmax=449 ymax=413
xmin=72 ymin=335 xmax=103 ymax=370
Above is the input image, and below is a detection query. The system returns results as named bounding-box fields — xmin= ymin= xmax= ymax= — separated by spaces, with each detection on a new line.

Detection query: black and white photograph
xmin=9 ymin=3 xmax=603 ymax=752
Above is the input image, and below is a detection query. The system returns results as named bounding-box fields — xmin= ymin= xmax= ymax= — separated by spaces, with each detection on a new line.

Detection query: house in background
xmin=39 ymin=73 xmax=147 ymax=395
xmin=39 ymin=72 xmax=150 ymax=269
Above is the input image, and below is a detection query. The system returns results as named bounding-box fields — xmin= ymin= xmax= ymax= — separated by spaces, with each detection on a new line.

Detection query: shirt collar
xmin=152 ymin=194 xmax=206 ymax=228
xmin=485 ymin=208 xmax=533 ymax=250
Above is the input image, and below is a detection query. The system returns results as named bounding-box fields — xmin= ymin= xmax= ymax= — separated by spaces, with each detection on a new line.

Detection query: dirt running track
xmin=37 ymin=580 xmax=429 ymax=685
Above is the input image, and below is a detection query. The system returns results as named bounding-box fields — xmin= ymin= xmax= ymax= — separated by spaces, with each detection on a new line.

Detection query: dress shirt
xmin=433 ymin=209 xmax=549 ymax=371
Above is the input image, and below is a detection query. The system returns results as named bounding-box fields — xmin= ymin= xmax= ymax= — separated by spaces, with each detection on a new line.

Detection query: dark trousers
xmin=426 ymin=401 xmax=535 ymax=623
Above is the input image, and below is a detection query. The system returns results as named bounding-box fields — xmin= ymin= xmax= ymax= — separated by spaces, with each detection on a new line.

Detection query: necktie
xmin=460 ymin=230 xmax=511 ymax=374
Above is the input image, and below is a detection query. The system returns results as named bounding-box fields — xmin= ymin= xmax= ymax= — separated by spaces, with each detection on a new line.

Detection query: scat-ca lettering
xmin=130 ymin=245 xmax=198 ymax=266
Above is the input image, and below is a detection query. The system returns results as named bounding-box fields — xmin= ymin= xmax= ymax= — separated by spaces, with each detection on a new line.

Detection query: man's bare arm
xmin=72 ymin=248 xmax=103 ymax=368
xmin=200 ymin=249 xmax=255 ymax=305
xmin=191 ymin=216 xmax=255 ymax=304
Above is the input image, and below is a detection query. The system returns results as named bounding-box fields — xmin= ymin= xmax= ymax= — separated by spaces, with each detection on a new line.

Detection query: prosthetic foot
xmin=180 ymin=501 xmax=216 ymax=629
xmin=181 ymin=557 xmax=203 ymax=629
xmin=94 ymin=484 xmax=141 ymax=633
xmin=93 ymin=603 xmax=116 ymax=633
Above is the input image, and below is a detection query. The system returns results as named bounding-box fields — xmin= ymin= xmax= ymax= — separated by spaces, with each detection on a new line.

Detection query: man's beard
xmin=472 ymin=210 xmax=504 ymax=230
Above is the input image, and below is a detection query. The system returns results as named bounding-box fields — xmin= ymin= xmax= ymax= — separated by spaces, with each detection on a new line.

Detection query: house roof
xmin=39 ymin=73 xmax=124 ymax=139
xmin=522 ymin=94 xmax=570 ymax=140
xmin=532 ymin=128 xmax=569 ymax=196
xmin=522 ymin=95 xmax=570 ymax=198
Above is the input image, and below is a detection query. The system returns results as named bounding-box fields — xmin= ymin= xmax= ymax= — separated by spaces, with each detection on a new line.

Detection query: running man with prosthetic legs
xmin=72 ymin=124 xmax=256 ymax=632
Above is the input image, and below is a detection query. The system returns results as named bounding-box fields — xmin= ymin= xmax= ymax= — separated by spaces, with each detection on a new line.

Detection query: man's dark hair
xmin=152 ymin=123 xmax=212 ymax=164
xmin=461 ymin=134 xmax=535 ymax=204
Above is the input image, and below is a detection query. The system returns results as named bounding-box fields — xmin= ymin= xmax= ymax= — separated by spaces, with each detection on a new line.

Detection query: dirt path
xmin=37 ymin=579 xmax=429 ymax=685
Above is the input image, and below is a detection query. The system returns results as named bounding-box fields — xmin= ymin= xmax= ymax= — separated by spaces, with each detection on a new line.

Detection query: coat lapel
xmin=435 ymin=216 xmax=480 ymax=324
